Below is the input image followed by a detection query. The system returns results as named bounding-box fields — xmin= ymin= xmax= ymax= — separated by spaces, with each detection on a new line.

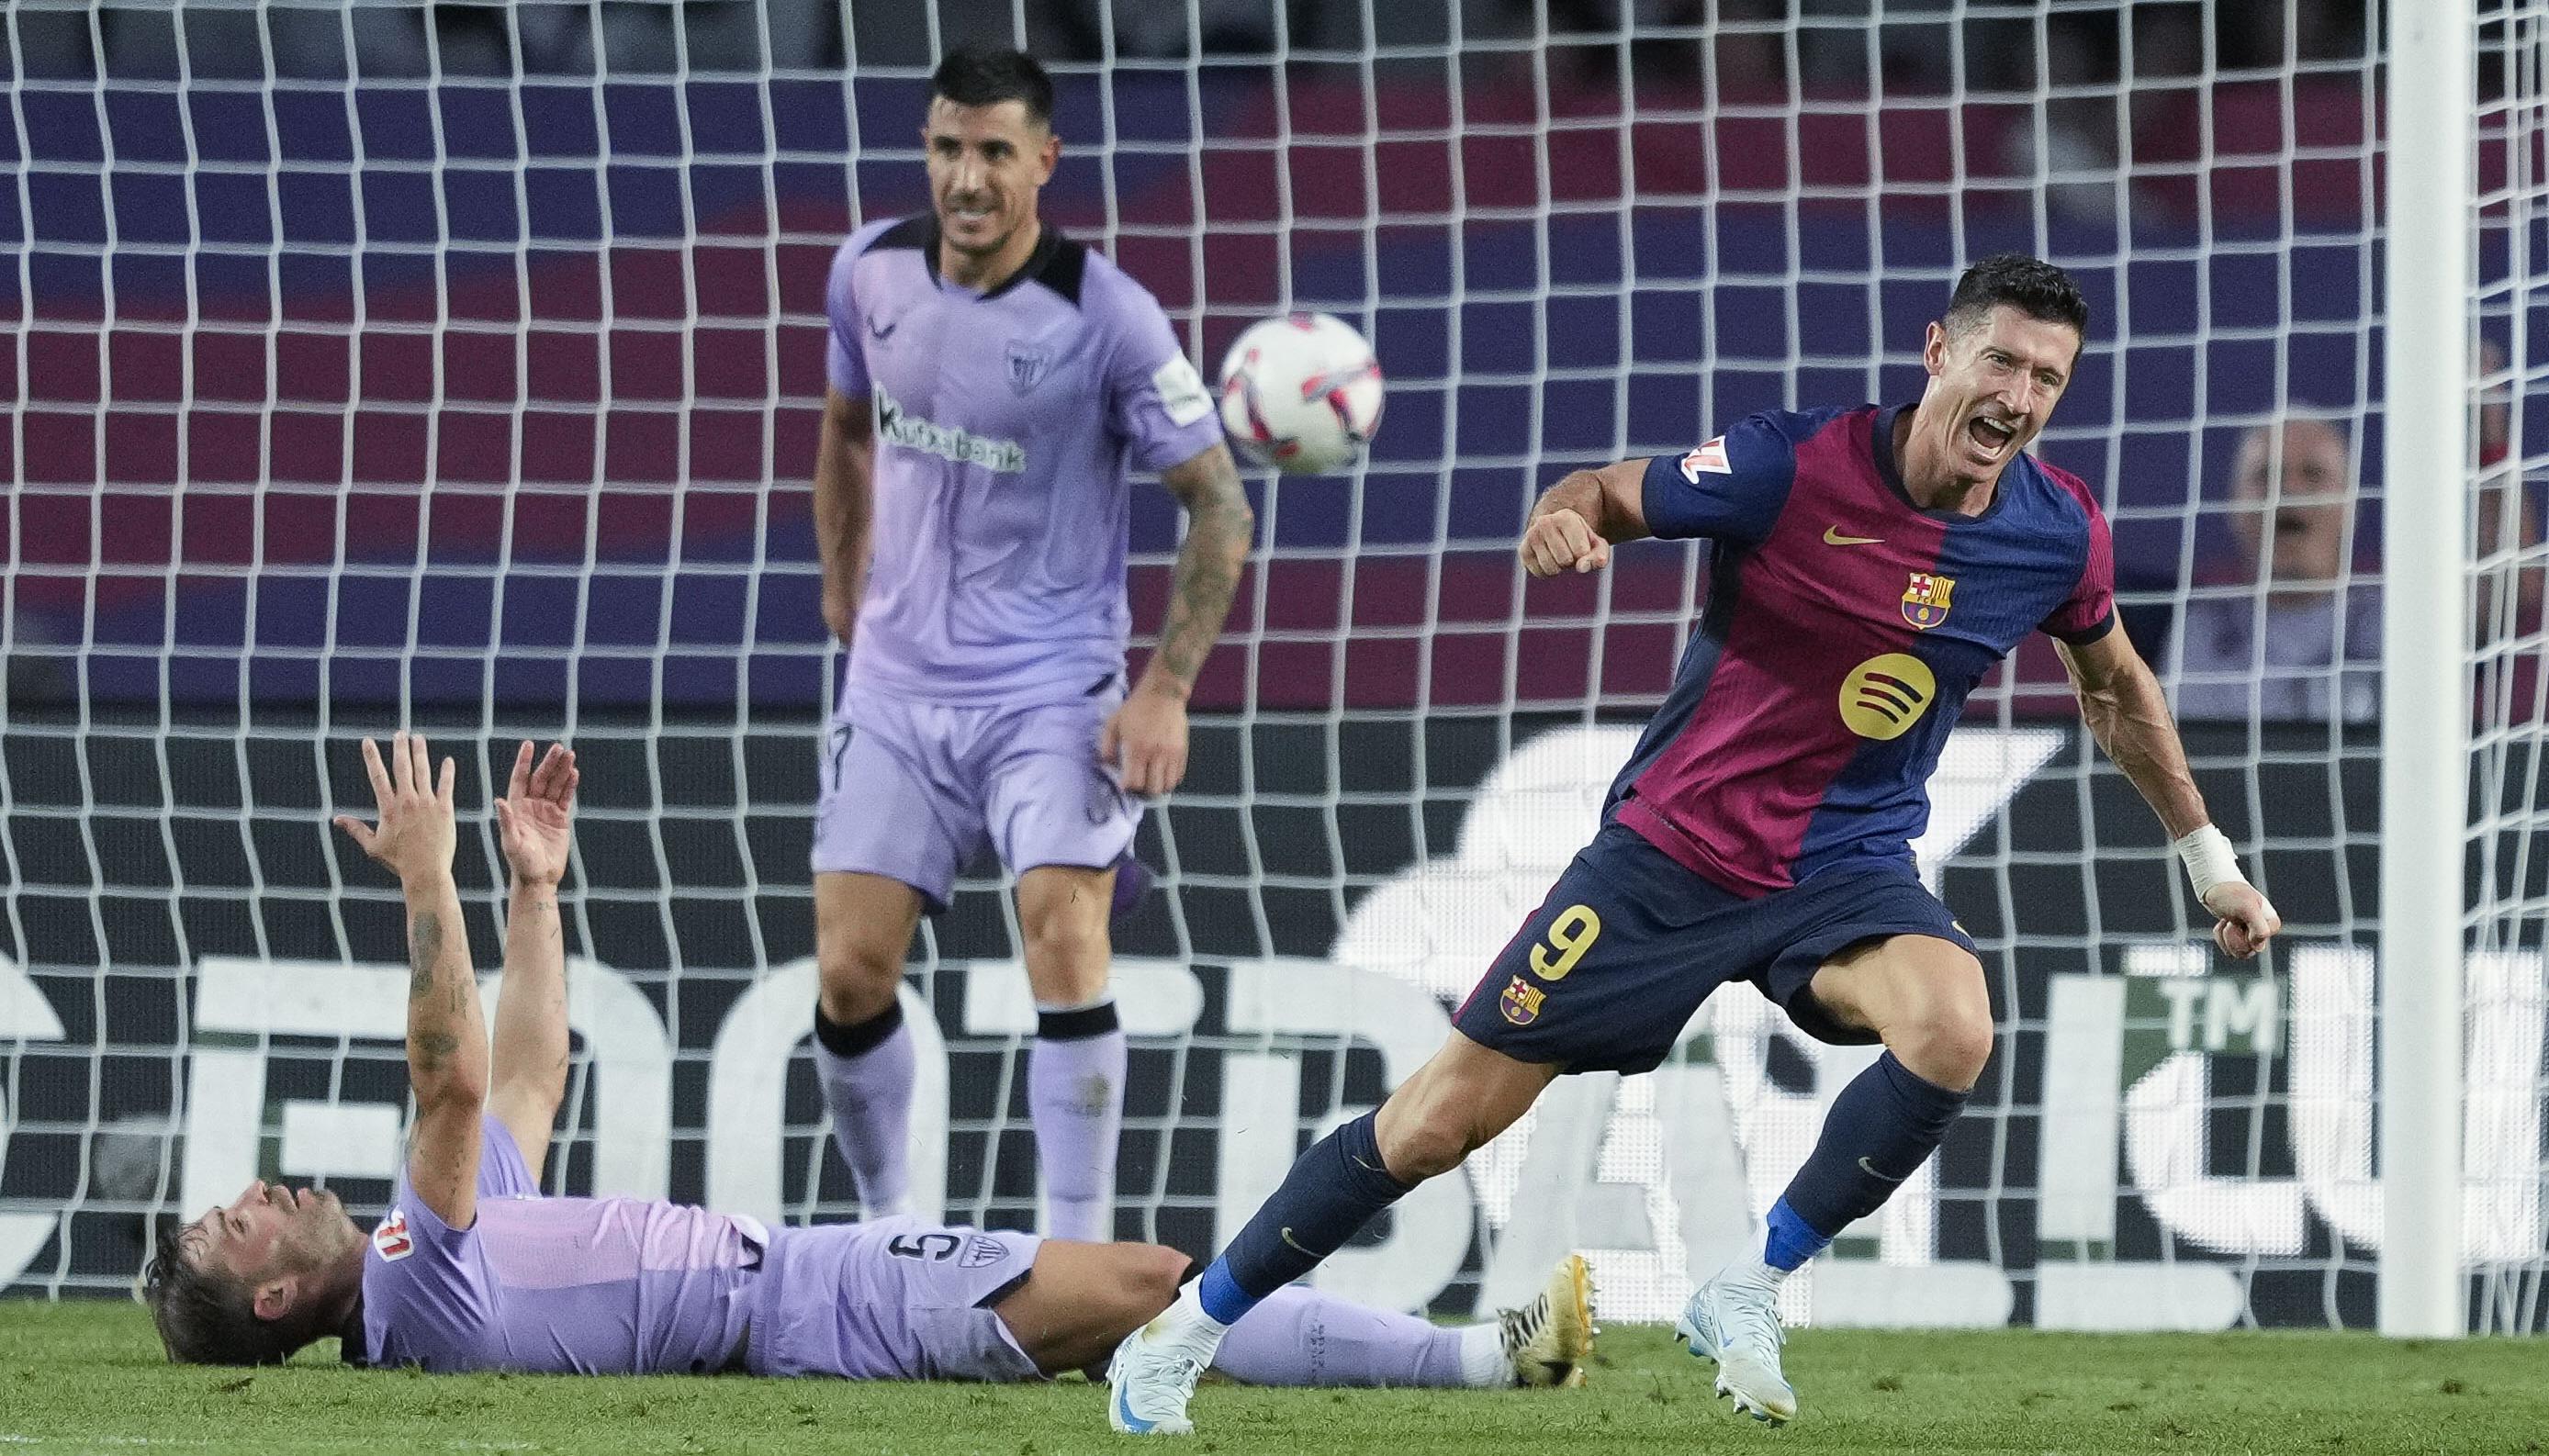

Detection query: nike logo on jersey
xmin=1858 ymin=1156 xmax=1907 ymax=1183
xmin=1279 ymin=1226 xmax=1316 ymax=1255
xmin=1824 ymin=526 xmax=1884 ymax=546
xmin=869 ymin=319 xmax=897 ymax=341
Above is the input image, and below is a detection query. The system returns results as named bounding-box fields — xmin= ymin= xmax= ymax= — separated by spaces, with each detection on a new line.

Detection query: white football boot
xmin=1675 ymin=1265 xmax=1798 ymax=1424
xmin=1106 ymin=1293 xmax=1224 ymax=1436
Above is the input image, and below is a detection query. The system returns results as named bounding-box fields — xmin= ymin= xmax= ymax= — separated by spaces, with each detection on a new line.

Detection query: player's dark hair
xmin=140 ymin=1218 xmax=309 ymax=1367
xmin=1945 ymin=253 xmax=2090 ymax=340
xmin=929 ymin=47 xmax=1054 ymax=129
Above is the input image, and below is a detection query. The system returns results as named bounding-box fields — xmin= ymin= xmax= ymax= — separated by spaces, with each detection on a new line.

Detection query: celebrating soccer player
xmin=803 ymin=47 xmax=1252 ymax=1240
xmin=1107 ymin=256 xmax=2284 ymax=1434
xmin=141 ymin=733 xmax=1594 ymax=1393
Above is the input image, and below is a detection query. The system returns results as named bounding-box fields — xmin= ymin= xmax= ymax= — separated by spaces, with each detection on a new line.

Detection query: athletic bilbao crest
xmin=1005 ymin=341 xmax=1053 ymax=395
xmin=1499 ymin=975 xmax=1545 ymax=1026
xmin=1902 ymin=571 xmax=1955 ymax=630
xmin=960 ymin=1235 xmax=1008 ymax=1270
xmin=373 ymin=1208 xmax=413 ymax=1261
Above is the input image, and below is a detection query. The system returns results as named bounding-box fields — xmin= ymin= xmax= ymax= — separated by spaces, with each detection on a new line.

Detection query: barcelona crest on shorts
xmin=1499 ymin=975 xmax=1545 ymax=1026
xmin=1902 ymin=571 xmax=1955 ymax=630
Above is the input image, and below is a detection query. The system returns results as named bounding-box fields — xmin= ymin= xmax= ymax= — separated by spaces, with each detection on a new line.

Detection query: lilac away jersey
xmin=825 ymin=216 xmax=1227 ymax=706
xmin=1607 ymin=405 xmax=2116 ymax=895
xmin=358 ymin=1119 xmax=766 ymax=1375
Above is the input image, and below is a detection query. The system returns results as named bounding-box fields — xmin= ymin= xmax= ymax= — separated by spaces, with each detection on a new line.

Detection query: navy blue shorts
xmin=1451 ymin=820 xmax=1976 ymax=1075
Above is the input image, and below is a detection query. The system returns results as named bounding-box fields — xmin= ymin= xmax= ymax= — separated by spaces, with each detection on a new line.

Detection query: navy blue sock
xmin=1195 ymin=1112 xmax=1411 ymax=1325
xmin=1771 ymin=1052 xmax=1970 ymax=1268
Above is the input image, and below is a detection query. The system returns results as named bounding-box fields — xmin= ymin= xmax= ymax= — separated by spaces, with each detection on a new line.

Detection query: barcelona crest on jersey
xmin=1902 ymin=571 xmax=1955 ymax=630
xmin=1499 ymin=975 xmax=1546 ymax=1026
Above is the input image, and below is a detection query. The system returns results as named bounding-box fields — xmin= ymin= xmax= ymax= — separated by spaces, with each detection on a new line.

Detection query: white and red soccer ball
xmin=1217 ymin=312 xmax=1385 ymax=476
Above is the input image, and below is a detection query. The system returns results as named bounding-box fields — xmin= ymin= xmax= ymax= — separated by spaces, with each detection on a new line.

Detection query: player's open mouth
xmin=1968 ymin=415 xmax=2016 ymax=454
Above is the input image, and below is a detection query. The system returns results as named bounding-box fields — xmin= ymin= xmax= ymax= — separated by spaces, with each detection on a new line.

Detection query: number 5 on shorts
xmin=1529 ymin=903 xmax=1602 ymax=980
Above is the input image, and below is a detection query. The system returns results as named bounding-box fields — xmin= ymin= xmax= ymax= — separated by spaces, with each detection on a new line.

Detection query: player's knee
xmin=1384 ymin=1126 xmax=1465 ymax=1184
xmin=1130 ymin=1244 xmax=1189 ymax=1308
xmin=1020 ymin=911 xmax=1106 ymax=971
xmin=1896 ymin=996 xmax=1994 ymax=1089
xmin=1861 ymin=946 xmax=1991 ymax=1087
xmin=814 ymin=940 xmax=904 ymax=1025
xmin=1375 ymin=1102 xmax=1474 ymax=1183
xmin=1934 ymin=1012 xmax=1996 ymax=1088
xmin=1082 ymin=1245 xmax=1188 ymax=1344
xmin=1018 ymin=913 xmax=1110 ymax=1003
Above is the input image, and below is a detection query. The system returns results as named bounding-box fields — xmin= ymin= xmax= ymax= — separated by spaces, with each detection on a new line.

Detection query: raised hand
xmin=332 ymin=732 xmax=458 ymax=889
xmin=493 ymin=740 xmax=578 ymax=889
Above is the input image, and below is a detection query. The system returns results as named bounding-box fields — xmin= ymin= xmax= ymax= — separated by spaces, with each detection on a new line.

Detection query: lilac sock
xmin=812 ymin=998 xmax=915 ymax=1219
xmin=1029 ymin=1000 xmax=1126 ymax=1241
xmin=1208 ymin=1286 xmax=1481 ymax=1388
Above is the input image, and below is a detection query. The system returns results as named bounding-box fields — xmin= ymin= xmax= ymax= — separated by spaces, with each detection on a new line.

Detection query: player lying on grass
xmin=1109 ymin=255 xmax=2284 ymax=1435
xmin=141 ymin=733 xmax=1593 ymax=1393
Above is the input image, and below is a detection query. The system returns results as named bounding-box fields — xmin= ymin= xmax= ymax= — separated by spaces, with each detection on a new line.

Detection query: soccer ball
xmin=1217 ymin=313 xmax=1385 ymax=475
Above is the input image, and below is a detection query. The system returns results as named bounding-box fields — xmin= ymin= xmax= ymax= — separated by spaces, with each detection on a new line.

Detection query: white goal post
xmin=2381 ymin=0 xmax=2471 ymax=1339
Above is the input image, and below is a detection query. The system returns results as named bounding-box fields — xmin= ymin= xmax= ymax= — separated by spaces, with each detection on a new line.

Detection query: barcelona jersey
xmin=1607 ymin=404 xmax=2115 ymax=896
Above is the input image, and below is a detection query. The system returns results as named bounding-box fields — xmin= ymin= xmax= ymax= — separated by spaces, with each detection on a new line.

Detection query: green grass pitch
xmin=3 ymin=1300 xmax=2543 ymax=1454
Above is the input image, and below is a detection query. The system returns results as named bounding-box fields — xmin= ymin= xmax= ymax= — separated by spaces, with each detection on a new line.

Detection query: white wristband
xmin=2173 ymin=824 xmax=2248 ymax=902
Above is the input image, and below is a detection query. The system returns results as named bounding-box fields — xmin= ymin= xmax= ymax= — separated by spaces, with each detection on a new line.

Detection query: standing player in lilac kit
xmin=804 ymin=47 xmax=1252 ymax=1241
xmin=1110 ymin=256 xmax=2287 ymax=1435
xmin=141 ymin=733 xmax=1595 ymax=1391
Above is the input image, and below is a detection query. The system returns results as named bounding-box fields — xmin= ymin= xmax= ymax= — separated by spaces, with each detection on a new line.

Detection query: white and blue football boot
xmin=1106 ymin=1298 xmax=1221 ymax=1436
xmin=1676 ymin=1265 xmax=1798 ymax=1424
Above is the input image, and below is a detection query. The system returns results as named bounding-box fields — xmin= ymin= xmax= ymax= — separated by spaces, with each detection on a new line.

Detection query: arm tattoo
xmin=1153 ymin=452 xmax=1253 ymax=689
xmin=409 ymin=909 xmax=444 ymax=1002
xmin=412 ymin=1031 xmax=462 ymax=1073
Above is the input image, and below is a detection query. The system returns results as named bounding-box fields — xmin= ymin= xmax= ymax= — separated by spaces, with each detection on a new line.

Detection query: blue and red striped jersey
xmin=1607 ymin=404 xmax=2115 ymax=895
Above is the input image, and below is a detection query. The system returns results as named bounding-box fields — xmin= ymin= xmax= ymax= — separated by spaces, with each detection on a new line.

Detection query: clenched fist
xmin=2202 ymin=880 xmax=2282 ymax=959
xmin=1520 ymin=507 xmax=1613 ymax=577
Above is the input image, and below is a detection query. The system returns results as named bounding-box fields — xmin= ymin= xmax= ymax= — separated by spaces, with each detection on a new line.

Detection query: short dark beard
xmin=936 ymin=204 xmax=1009 ymax=250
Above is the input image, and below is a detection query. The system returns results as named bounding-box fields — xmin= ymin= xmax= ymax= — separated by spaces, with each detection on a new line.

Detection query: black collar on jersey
xmin=1872 ymin=402 xmax=2014 ymax=525
xmin=881 ymin=213 xmax=1085 ymax=306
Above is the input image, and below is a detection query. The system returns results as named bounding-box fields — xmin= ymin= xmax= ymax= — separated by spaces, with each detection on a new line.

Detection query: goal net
xmin=4 ymin=0 xmax=2536 ymax=1333
xmin=2460 ymin=0 xmax=2549 ymax=1336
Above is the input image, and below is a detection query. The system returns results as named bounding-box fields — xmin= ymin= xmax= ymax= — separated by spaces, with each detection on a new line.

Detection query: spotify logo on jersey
xmin=1838 ymin=653 xmax=1936 ymax=739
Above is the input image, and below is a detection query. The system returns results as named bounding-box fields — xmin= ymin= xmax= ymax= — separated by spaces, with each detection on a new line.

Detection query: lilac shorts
xmin=746 ymin=1217 xmax=1046 ymax=1383
xmin=813 ymin=682 xmax=1140 ymax=912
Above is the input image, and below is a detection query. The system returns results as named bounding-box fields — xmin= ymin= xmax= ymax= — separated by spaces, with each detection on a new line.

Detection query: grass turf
xmin=2 ymin=1300 xmax=2542 ymax=1454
